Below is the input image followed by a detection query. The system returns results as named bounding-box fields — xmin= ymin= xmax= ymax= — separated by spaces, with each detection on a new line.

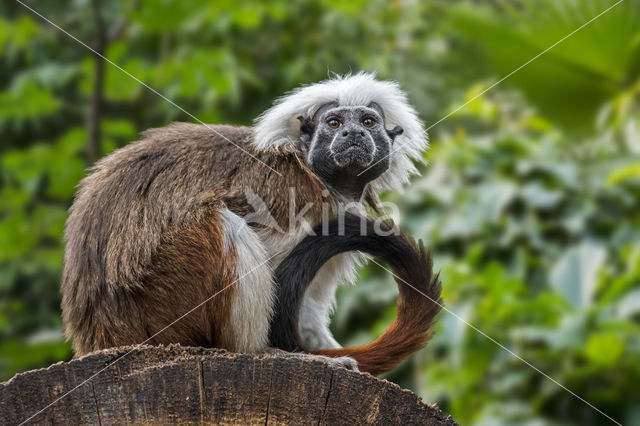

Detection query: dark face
xmin=298 ymin=103 xmax=403 ymax=200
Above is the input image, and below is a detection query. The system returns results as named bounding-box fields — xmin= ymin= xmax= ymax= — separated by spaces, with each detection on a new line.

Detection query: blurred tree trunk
xmin=86 ymin=0 xmax=106 ymax=163
xmin=86 ymin=0 xmax=137 ymax=163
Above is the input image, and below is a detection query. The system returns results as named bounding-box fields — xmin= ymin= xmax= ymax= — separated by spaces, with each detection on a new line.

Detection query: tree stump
xmin=1 ymin=345 xmax=457 ymax=425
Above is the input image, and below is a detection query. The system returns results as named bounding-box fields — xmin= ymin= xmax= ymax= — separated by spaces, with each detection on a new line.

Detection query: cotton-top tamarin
xmin=62 ymin=72 xmax=436 ymax=373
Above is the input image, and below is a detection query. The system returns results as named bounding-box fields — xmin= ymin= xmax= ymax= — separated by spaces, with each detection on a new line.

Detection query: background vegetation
xmin=1 ymin=0 xmax=639 ymax=424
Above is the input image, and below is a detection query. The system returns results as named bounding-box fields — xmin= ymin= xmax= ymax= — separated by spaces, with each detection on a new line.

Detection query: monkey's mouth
xmin=331 ymin=141 xmax=375 ymax=169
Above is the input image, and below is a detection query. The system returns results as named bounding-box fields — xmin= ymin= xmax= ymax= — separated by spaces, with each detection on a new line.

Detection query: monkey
xmin=62 ymin=72 xmax=428 ymax=371
xmin=270 ymin=213 xmax=442 ymax=376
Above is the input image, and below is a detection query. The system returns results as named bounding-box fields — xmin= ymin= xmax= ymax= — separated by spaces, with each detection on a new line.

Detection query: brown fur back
xmin=62 ymin=123 xmax=329 ymax=355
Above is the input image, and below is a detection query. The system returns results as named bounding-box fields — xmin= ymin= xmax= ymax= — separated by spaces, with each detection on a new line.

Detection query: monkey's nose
xmin=341 ymin=130 xmax=366 ymax=137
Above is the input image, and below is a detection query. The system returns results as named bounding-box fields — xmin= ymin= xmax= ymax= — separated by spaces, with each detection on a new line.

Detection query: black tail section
xmin=269 ymin=213 xmax=442 ymax=375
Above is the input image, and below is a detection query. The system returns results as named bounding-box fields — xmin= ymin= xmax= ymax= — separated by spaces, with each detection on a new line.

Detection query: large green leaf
xmin=450 ymin=0 xmax=640 ymax=132
xmin=549 ymin=242 xmax=607 ymax=310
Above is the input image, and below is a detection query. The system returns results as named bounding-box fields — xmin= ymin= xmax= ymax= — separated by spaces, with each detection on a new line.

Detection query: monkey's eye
xmin=327 ymin=118 xmax=341 ymax=129
xmin=362 ymin=117 xmax=375 ymax=128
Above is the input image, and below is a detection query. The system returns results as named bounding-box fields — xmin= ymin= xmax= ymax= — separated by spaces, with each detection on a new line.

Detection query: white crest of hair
xmin=253 ymin=71 xmax=428 ymax=192
xmin=220 ymin=209 xmax=275 ymax=353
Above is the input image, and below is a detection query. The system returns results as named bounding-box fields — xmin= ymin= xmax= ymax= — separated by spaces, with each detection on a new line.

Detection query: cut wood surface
xmin=1 ymin=345 xmax=457 ymax=425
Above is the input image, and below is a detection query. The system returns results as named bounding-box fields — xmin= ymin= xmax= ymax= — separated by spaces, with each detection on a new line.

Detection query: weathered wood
xmin=1 ymin=345 xmax=457 ymax=425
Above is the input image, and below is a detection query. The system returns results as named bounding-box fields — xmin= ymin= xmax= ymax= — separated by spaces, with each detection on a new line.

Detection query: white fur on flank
xmin=221 ymin=209 xmax=275 ymax=353
xmin=253 ymin=72 xmax=428 ymax=192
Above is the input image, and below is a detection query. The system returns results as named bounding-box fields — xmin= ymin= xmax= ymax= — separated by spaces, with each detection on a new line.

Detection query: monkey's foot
xmin=313 ymin=355 xmax=359 ymax=371
xmin=264 ymin=348 xmax=359 ymax=372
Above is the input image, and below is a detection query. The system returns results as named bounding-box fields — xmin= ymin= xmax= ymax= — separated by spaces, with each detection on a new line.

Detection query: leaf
xmin=0 ymin=82 xmax=60 ymax=122
xmin=606 ymin=163 xmax=640 ymax=185
xmin=475 ymin=181 xmax=517 ymax=221
xmin=12 ymin=63 xmax=79 ymax=89
xmin=449 ymin=0 xmax=640 ymax=133
xmin=520 ymin=183 xmax=564 ymax=209
xmin=549 ymin=242 xmax=607 ymax=310
xmin=616 ymin=288 xmax=640 ymax=319
xmin=584 ymin=332 xmax=624 ymax=367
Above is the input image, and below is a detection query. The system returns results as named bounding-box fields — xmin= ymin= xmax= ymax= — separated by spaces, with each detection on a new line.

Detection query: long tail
xmin=269 ymin=213 xmax=442 ymax=376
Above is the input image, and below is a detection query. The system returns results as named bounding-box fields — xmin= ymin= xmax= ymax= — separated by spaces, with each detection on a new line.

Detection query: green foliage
xmin=334 ymin=89 xmax=640 ymax=423
xmin=1 ymin=1 xmax=639 ymax=425
xmin=449 ymin=0 xmax=640 ymax=134
xmin=0 ymin=337 xmax=71 ymax=379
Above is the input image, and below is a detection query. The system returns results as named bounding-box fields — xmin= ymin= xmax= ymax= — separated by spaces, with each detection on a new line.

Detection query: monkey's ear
xmin=387 ymin=125 xmax=403 ymax=142
xmin=297 ymin=114 xmax=314 ymax=137
xmin=297 ymin=114 xmax=314 ymax=148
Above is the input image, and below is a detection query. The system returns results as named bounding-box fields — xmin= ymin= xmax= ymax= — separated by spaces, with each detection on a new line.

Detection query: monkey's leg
xmin=298 ymin=292 xmax=341 ymax=350
xmin=64 ymin=202 xmax=244 ymax=355
xmin=215 ymin=208 xmax=276 ymax=352
xmin=298 ymin=252 xmax=363 ymax=350
xmin=135 ymin=206 xmax=275 ymax=354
